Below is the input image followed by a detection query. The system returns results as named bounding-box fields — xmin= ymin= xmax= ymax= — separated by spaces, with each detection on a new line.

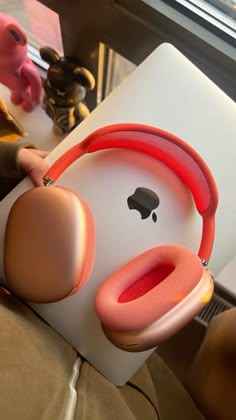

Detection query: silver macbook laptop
xmin=0 ymin=43 xmax=235 ymax=385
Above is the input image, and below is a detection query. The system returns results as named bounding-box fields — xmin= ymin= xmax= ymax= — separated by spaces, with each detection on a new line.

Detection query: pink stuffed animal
xmin=0 ymin=14 xmax=42 ymax=112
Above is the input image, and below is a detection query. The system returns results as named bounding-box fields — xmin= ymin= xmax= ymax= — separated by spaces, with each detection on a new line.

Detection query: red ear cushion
xmin=95 ymin=245 xmax=203 ymax=332
xmin=4 ymin=186 xmax=95 ymax=303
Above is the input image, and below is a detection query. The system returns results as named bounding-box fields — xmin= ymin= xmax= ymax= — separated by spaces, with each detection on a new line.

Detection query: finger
xmin=29 ymin=160 xmax=50 ymax=186
xmin=27 ymin=149 xmax=50 ymax=159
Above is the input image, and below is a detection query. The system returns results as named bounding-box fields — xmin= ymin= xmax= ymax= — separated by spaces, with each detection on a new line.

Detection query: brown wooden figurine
xmin=40 ymin=46 xmax=95 ymax=136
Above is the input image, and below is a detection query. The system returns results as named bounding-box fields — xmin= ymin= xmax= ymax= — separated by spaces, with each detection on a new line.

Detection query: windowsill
xmin=0 ymin=84 xmax=59 ymax=152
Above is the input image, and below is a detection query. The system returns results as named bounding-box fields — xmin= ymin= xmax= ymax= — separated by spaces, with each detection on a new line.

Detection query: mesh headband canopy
xmin=44 ymin=123 xmax=218 ymax=261
xmin=88 ymin=129 xmax=218 ymax=217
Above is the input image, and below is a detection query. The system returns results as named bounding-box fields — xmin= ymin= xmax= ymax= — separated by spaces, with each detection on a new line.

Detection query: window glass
xmin=0 ymin=0 xmax=63 ymax=54
xmin=172 ymin=0 xmax=236 ymax=39
xmin=104 ymin=48 xmax=136 ymax=97
xmin=206 ymin=0 xmax=236 ymax=19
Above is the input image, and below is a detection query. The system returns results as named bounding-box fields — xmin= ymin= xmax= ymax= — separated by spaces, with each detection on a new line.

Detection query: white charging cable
xmin=62 ymin=355 xmax=83 ymax=420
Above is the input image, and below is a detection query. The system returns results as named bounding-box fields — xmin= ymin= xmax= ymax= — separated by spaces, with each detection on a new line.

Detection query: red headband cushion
xmin=45 ymin=124 xmax=218 ymax=218
xmin=87 ymin=124 xmax=218 ymax=218
xmin=43 ymin=124 xmax=218 ymax=260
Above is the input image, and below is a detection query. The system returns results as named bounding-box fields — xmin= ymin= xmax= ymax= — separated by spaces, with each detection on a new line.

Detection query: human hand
xmin=18 ymin=148 xmax=50 ymax=186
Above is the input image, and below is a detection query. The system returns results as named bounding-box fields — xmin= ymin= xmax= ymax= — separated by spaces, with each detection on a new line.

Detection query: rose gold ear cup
xmin=101 ymin=270 xmax=214 ymax=352
xmin=4 ymin=186 xmax=95 ymax=303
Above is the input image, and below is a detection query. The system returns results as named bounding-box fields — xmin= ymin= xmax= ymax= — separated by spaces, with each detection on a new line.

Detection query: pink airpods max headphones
xmin=4 ymin=123 xmax=218 ymax=352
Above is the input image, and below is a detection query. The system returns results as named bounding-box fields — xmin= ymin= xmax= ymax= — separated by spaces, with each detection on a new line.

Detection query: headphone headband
xmin=43 ymin=123 xmax=218 ymax=262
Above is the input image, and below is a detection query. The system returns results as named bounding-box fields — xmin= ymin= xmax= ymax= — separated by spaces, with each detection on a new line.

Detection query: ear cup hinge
xmin=43 ymin=176 xmax=55 ymax=186
xmin=201 ymin=259 xmax=208 ymax=267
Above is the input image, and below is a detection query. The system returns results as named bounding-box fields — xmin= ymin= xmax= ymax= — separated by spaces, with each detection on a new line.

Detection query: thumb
xmin=28 ymin=161 xmax=50 ymax=186
xmin=18 ymin=148 xmax=49 ymax=186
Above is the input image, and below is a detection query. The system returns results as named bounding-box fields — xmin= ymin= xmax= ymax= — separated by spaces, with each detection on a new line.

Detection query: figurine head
xmin=0 ymin=14 xmax=28 ymax=70
xmin=40 ymin=46 xmax=95 ymax=107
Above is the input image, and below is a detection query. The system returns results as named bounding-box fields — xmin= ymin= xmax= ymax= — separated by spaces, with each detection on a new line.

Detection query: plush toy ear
xmin=40 ymin=46 xmax=61 ymax=65
xmin=73 ymin=67 xmax=95 ymax=91
xmin=7 ymin=23 xmax=27 ymax=46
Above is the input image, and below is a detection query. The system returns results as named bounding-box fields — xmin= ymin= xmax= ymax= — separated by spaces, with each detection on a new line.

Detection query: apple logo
xmin=127 ymin=187 xmax=160 ymax=222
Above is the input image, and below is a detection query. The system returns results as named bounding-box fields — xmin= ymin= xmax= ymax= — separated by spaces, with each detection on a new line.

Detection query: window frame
xmin=37 ymin=0 xmax=236 ymax=104
xmin=163 ymin=0 xmax=236 ymax=45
